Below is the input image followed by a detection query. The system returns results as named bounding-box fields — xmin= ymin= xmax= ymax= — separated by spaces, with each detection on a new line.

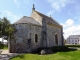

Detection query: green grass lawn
xmin=3 ymin=45 xmax=8 ymax=49
xmin=0 ymin=45 xmax=8 ymax=50
xmin=10 ymin=50 xmax=80 ymax=60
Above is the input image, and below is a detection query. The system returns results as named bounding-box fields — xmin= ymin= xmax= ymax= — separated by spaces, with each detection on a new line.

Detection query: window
xmin=72 ymin=43 xmax=74 ymax=44
xmin=55 ymin=34 xmax=58 ymax=45
xmin=35 ymin=34 xmax=38 ymax=43
xmin=75 ymin=43 xmax=77 ymax=44
xmin=75 ymin=40 xmax=77 ymax=42
xmin=72 ymin=40 xmax=74 ymax=42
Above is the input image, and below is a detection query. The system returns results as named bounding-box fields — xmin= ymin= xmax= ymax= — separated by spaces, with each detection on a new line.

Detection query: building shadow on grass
xmin=10 ymin=54 xmax=25 ymax=59
xmin=62 ymin=47 xmax=77 ymax=52
xmin=10 ymin=46 xmax=78 ymax=57
xmin=32 ymin=46 xmax=78 ymax=55
xmin=50 ymin=46 xmax=78 ymax=54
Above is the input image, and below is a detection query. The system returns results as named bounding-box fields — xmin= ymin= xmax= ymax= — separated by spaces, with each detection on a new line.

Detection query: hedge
xmin=33 ymin=46 xmax=69 ymax=54
xmin=0 ymin=42 xmax=4 ymax=49
xmin=66 ymin=45 xmax=80 ymax=47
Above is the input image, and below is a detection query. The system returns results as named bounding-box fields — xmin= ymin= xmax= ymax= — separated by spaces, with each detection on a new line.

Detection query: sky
xmin=0 ymin=0 xmax=80 ymax=39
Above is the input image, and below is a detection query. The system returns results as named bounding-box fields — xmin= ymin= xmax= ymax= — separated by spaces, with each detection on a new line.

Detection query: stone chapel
xmin=10 ymin=5 xmax=64 ymax=53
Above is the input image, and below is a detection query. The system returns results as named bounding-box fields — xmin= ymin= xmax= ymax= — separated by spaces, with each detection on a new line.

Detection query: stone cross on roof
xmin=32 ymin=4 xmax=35 ymax=11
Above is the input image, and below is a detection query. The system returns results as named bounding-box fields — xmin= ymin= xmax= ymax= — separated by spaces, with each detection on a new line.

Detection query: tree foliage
xmin=0 ymin=42 xmax=4 ymax=49
xmin=0 ymin=17 xmax=14 ymax=39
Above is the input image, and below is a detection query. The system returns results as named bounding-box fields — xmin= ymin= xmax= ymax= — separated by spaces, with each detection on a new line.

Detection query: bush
xmin=33 ymin=46 xmax=69 ymax=54
xmin=32 ymin=47 xmax=50 ymax=54
xmin=66 ymin=45 xmax=80 ymax=47
xmin=0 ymin=42 xmax=4 ymax=49
xmin=51 ymin=46 xmax=68 ymax=52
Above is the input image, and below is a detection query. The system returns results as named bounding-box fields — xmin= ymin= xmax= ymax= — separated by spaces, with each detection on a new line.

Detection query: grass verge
xmin=10 ymin=50 xmax=80 ymax=60
xmin=3 ymin=45 xmax=8 ymax=49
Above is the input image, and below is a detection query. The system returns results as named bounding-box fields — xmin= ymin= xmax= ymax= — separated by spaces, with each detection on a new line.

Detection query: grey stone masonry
xmin=10 ymin=5 xmax=64 ymax=53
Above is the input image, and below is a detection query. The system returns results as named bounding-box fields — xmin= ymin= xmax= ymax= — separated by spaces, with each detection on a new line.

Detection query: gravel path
xmin=1 ymin=50 xmax=9 ymax=54
xmin=0 ymin=50 xmax=20 ymax=60
xmin=69 ymin=47 xmax=80 ymax=50
xmin=0 ymin=53 xmax=19 ymax=60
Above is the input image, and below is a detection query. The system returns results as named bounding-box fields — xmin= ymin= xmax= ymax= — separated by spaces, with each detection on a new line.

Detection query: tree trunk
xmin=8 ymin=35 xmax=10 ymax=53
xmin=2 ymin=37 xmax=4 ymax=44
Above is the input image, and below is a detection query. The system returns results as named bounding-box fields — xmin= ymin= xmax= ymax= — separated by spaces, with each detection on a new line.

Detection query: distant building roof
xmin=67 ymin=35 xmax=80 ymax=39
xmin=14 ymin=16 xmax=41 ymax=25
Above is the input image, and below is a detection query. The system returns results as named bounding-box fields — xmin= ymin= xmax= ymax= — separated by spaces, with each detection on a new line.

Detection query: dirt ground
xmin=1 ymin=50 xmax=10 ymax=54
xmin=0 ymin=49 xmax=19 ymax=60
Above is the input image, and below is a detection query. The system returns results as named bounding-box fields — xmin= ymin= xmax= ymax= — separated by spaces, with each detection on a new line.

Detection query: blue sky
xmin=0 ymin=0 xmax=80 ymax=39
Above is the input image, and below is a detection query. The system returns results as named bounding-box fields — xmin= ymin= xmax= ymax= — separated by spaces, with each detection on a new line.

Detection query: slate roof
xmin=14 ymin=16 xmax=41 ymax=25
xmin=68 ymin=35 xmax=80 ymax=38
xmin=14 ymin=10 xmax=61 ymax=27
xmin=36 ymin=11 xmax=61 ymax=26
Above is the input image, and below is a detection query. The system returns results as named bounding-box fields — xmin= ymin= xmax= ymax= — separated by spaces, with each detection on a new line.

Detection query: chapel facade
xmin=10 ymin=5 xmax=64 ymax=53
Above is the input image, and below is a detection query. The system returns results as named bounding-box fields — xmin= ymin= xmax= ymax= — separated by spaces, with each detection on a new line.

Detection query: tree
xmin=0 ymin=17 xmax=14 ymax=38
xmin=0 ymin=17 xmax=15 ymax=51
xmin=0 ymin=18 xmax=3 ymax=37
xmin=1 ymin=17 xmax=10 ymax=36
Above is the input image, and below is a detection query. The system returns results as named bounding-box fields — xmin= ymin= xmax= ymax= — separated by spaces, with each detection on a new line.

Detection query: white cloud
xmin=65 ymin=19 xmax=74 ymax=26
xmin=47 ymin=11 xmax=54 ymax=16
xmin=13 ymin=0 xmax=20 ymax=8
xmin=61 ymin=19 xmax=74 ymax=28
xmin=64 ymin=25 xmax=80 ymax=39
xmin=47 ymin=0 xmax=75 ymax=11
xmin=61 ymin=19 xmax=80 ymax=39
xmin=4 ymin=10 xmax=21 ymax=23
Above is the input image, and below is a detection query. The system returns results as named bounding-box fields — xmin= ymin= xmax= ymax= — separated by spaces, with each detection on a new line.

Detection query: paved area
xmin=69 ymin=47 xmax=80 ymax=50
xmin=1 ymin=50 xmax=10 ymax=54
xmin=0 ymin=50 xmax=19 ymax=60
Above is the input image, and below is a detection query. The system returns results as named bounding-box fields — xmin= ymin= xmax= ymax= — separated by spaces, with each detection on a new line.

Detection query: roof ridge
xmin=13 ymin=16 xmax=41 ymax=25
xmin=35 ymin=11 xmax=50 ymax=18
xmin=35 ymin=11 xmax=61 ymax=26
xmin=50 ymin=17 xmax=61 ymax=26
xmin=70 ymin=34 xmax=79 ymax=36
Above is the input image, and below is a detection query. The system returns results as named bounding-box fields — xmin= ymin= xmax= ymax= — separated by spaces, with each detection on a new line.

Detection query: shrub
xmin=0 ymin=42 xmax=4 ymax=49
xmin=33 ymin=46 xmax=69 ymax=54
xmin=32 ymin=47 xmax=50 ymax=54
xmin=51 ymin=46 xmax=68 ymax=52
xmin=66 ymin=45 xmax=80 ymax=47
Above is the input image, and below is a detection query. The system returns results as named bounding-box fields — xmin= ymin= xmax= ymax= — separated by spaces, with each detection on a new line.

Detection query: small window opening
xmin=35 ymin=34 xmax=38 ymax=43
xmin=55 ymin=34 xmax=58 ymax=45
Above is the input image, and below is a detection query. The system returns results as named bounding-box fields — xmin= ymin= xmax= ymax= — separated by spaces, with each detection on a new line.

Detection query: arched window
xmin=55 ymin=34 xmax=58 ymax=45
xmin=35 ymin=34 xmax=38 ymax=43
